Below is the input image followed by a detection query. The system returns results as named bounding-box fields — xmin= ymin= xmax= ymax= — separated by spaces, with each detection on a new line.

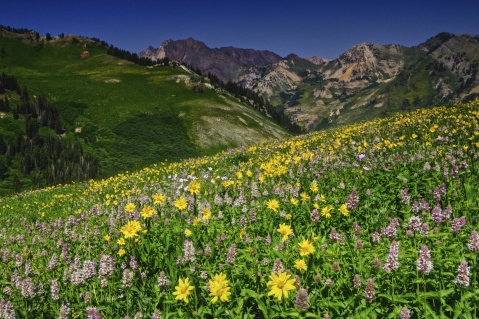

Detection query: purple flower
xmin=87 ymin=307 xmax=102 ymax=319
xmin=431 ymin=204 xmax=443 ymax=223
xmin=383 ymin=241 xmax=400 ymax=272
xmin=353 ymin=274 xmax=361 ymax=289
xmin=417 ymin=245 xmax=433 ymax=274
xmin=310 ymin=209 xmax=319 ymax=223
xmin=451 ymin=216 xmax=466 ymax=233
xmin=420 ymin=223 xmax=429 ymax=237
xmin=401 ymin=189 xmax=409 ymax=205
xmin=296 ymin=288 xmax=309 ymax=311
xmin=346 ymin=188 xmax=359 ymax=211
xmin=183 ymin=240 xmax=196 ymax=263
xmin=372 ymin=232 xmax=380 ymax=244
xmin=226 ymin=243 xmax=237 ymax=264
xmin=409 ymin=216 xmax=421 ymax=232
xmin=400 ymin=307 xmax=411 ymax=319
xmin=272 ymin=258 xmax=284 ymax=275
xmin=455 ymin=260 xmax=470 ymax=287
xmin=468 ymin=230 xmax=479 ymax=252
xmin=365 ymin=278 xmax=375 ymax=303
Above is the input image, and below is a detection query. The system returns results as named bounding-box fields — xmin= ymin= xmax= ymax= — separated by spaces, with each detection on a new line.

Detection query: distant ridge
xmin=142 ymin=33 xmax=479 ymax=131
xmin=140 ymin=37 xmax=282 ymax=83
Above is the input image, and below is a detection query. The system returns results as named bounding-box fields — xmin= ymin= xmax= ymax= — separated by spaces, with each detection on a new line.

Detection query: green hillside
xmin=0 ymin=29 xmax=289 ymax=194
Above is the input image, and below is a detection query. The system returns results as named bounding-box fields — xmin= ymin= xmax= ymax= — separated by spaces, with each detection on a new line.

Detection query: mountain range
xmin=140 ymin=32 xmax=479 ymax=130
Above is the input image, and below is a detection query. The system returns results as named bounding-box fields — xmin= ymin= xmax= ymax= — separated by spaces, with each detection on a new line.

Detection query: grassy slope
xmin=0 ymin=34 xmax=288 ymax=177
xmin=0 ymin=100 xmax=478 ymax=317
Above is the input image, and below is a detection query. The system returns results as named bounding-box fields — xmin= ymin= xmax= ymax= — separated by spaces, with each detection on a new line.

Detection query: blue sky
xmin=1 ymin=0 xmax=478 ymax=59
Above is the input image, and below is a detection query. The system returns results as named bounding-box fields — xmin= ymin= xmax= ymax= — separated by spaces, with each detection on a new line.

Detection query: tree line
xmin=0 ymin=74 xmax=99 ymax=194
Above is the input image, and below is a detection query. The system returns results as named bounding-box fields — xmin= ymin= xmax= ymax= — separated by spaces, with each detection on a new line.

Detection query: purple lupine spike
xmin=417 ymin=245 xmax=433 ymax=274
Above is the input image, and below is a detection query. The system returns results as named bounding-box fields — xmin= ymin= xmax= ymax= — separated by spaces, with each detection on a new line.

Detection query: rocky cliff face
xmin=139 ymin=38 xmax=282 ymax=83
xmin=141 ymin=33 xmax=479 ymax=131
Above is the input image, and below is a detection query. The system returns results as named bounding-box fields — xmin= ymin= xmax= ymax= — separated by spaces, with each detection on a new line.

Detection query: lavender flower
xmin=431 ymin=204 xmax=443 ymax=223
xmin=417 ymin=245 xmax=433 ymax=274
xmin=409 ymin=216 xmax=421 ymax=232
xmin=205 ymin=244 xmax=211 ymax=257
xmin=401 ymin=189 xmax=409 ymax=205
xmin=455 ymin=260 xmax=470 ymax=287
xmin=324 ymin=279 xmax=333 ymax=287
xmin=346 ymin=188 xmax=359 ymax=211
xmin=157 ymin=271 xmax=171 ymax=287
xmin=400 ymin=306 xmax=411 ymax=319
xmin=332 ymin=261 xmax=340 ymax=272
xmin=468 ymin=230 xmax=479 ymax=252
xmin=49 ymin=279 xmax=59 ymax=301
xmin=122 ymin=269 xmax=133 ymax=288
xmin=183 ymin=239 xmax=196 ymax=263
xmin=151 ymin=309 xmax=162 ymax=319
xmin=383 ymin=241 xmax=400 ymax=272
xmin=226 ymin=243 xmax=237 ymax=264
xmin=86 ymin=307 xmax=102 ymax=319
xmin=411 ymin=200 xmax=420 ymax=213
xmin=372 ymin=232 xmax=380 ymax=244
xmin=353 ymin=222 xmax=361 ymax=236
xmin=365 ymin=278 xmax=375 ymax=303
xmin=310 ymin=209 xmax=319 ymax=223
xmin=353 ymin=274 xmax=361 ymax=289
xmin=59 ymin=302 xmax=71 ymax=319
xmin=0 ymin=300 xmax=15 ymax=319
xmin=330 ymin=228 xmax=338 ymax=242
xmin=420 ymin=223 xmax=429 ymax=237
xmin=451 ymin=216 xmax=466 ymax=233
xmin=272 ymin=258 xmax=284 ymax=274
xmin=295 ymin=288 xmax=309 ymax=311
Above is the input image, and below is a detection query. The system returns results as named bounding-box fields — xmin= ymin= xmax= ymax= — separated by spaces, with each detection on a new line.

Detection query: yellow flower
xmin=117 ymin=237 xmax=125 ymax=245
xmin=188 ymin=180 xmax=201 ymax=195
xmin=208 ymin=273 xmax=231 ymax=303
xmin=185 ymin=229 xmax=192 ymax=237
xmin=153 ymin=193 xmax=165 ymax=205
xmin=267 ymin=199 xmax=280 ymax=213
xmin=300 ymin=192 xmax=310 ymax=202
xmin=140 ymin=205 xmax=155 ymax=219
xmin=193 ymin=217 xmax=202 ymax=226
xmin=201 ymin=208 xmax=212 ymax=220
xmin=339 ymin=204 xmax=349 ymax=216
xmin=236 ymin=171 xmax=243 ymax=179
xmin=103 ymin=234 xmax=110 ymax=241
xmin=310 ymin=181 xmax=319 ymax=193
xmin=120 ymin=220 xmax=142 ymax=239
xmin=246 ymin=170 xmax=253 ymax=177
xmin=125 ymin=203 xmax=136 ymax=213
xmin=239 ymin=227 xmax=246 ymax=239
xmin=298 ymin=239 xmax=315 ymax=256
xmin=118 ymin=248 xmax=126 ymax=256
xmin=174 ymin=197 xmax=188 ymax=210
xmin=285 ymin=214 xmax=292 ymax=220
xmin=290 ymin=197 xmax=299 ymax=206
xmin=277 ymin=223 xmax=293 ymax=241
xmin=321 ymin=205 xmax=333 ymax=218
xmin=267 ymin=271 xmax=296 ymax=300
xmin=294 ymin=259 xmax=308 ymax=271
xmin=173 ymin=278 xmax=194 ymax=303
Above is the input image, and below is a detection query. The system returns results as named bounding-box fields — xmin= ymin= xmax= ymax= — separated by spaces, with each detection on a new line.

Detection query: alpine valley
xmin=140 ymin=32 xmax=479 ymax=131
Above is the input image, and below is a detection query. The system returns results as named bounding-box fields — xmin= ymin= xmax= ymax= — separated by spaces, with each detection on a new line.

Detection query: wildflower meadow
xmin=1 ymin=100 xmax=479 ymax=318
